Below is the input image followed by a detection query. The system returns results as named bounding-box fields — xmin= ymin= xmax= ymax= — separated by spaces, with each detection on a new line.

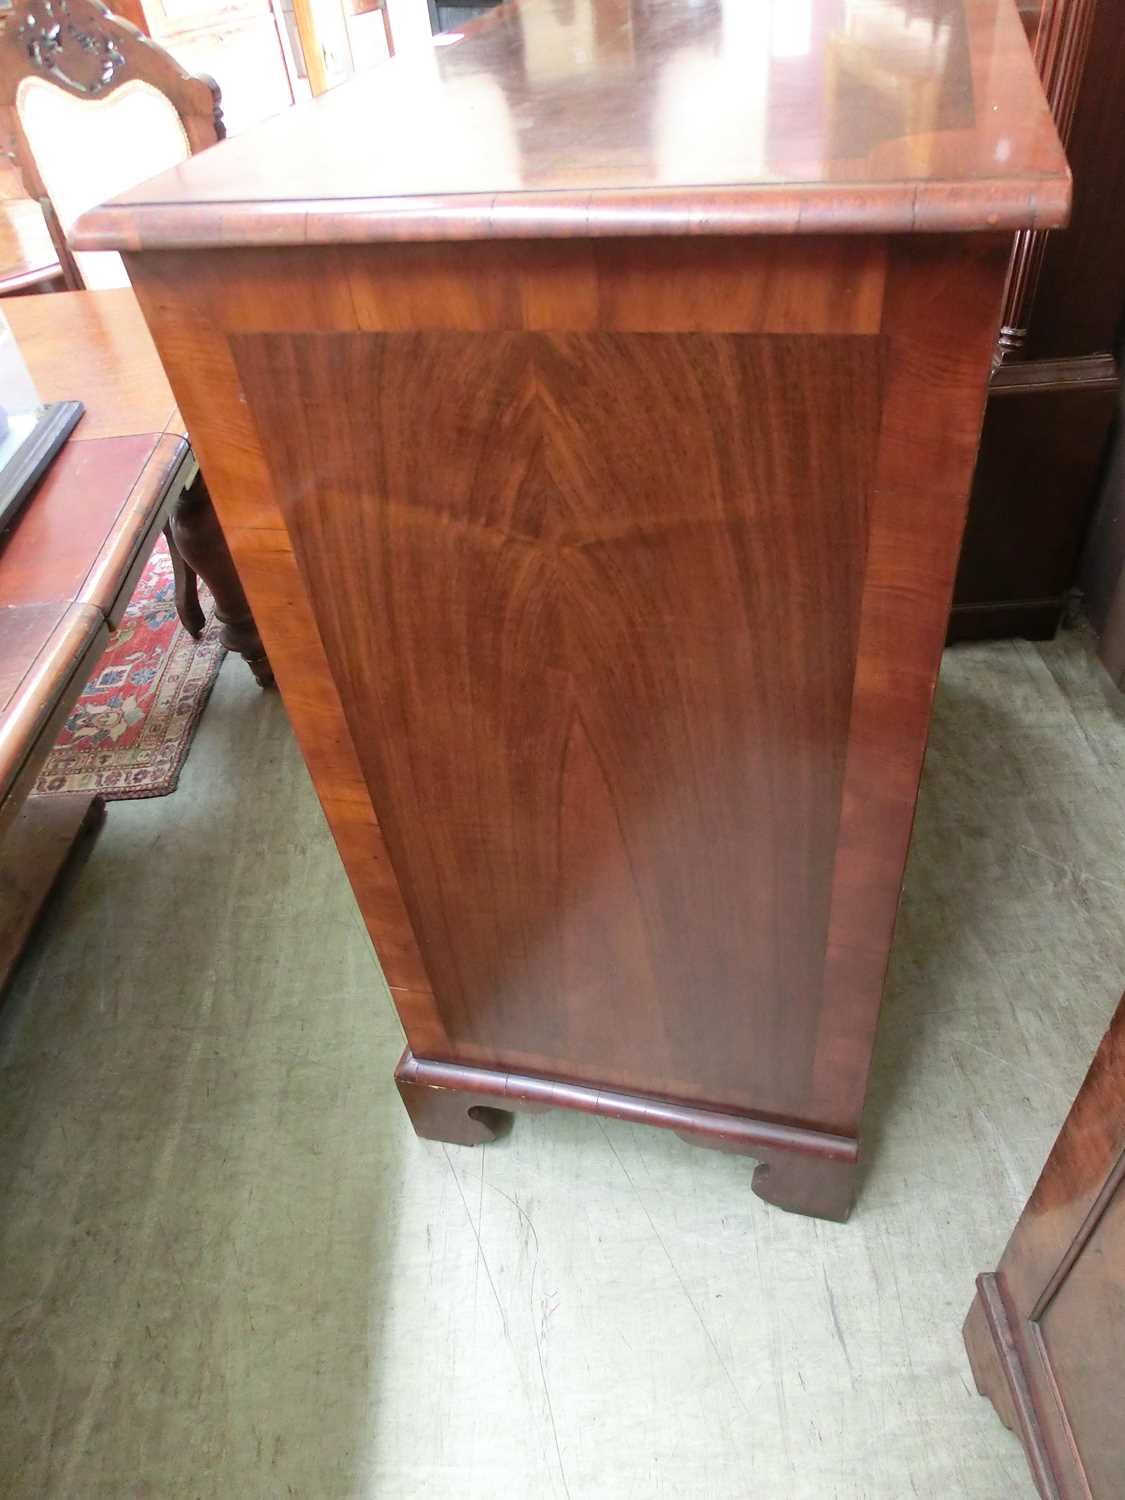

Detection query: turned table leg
xmin=163 ymin=522 xmax=205 ymax=639
xmin=168 ymin=472 xmax=273 ymax=687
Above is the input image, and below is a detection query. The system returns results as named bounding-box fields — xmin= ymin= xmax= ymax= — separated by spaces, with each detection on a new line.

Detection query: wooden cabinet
xmin=75 ymin=0 xmax=1067 ymax=1223
xmin=965 ymin=991 xmax=1125 ymax=1497
xmin=952 ymin=0 xmax=1125 ymax=641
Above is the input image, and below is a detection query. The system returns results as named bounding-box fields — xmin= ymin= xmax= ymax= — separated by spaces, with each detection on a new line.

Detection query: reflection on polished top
xmin=76 ymin=0 xmax=1069 ymax=249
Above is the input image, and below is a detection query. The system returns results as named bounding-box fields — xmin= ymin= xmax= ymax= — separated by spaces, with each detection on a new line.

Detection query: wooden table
xmin=0 ymin=289 xmax=274 ymax=979
xmin=0 ymin=198 xmax=61 ymax=295
xmin=0 ymin=290 xmax=196 ymax=972
xmin=76 ymin=0 xmax=1069 ymax=1221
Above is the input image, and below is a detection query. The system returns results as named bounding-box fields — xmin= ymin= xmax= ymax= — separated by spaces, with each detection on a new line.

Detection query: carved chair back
xmin=0 ymin=0 xmax=223 ymax=289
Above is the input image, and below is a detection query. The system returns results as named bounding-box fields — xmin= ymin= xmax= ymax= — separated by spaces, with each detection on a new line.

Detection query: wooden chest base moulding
xmin=965 ymin=990 xmax=1125 ymax=1497
xmin=75 ymin=0 xmax=1069 ymax=1223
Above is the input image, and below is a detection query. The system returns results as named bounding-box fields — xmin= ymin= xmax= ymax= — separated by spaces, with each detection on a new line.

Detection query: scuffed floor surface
xmin=2 ymin=627 xmax=1123 ymax=1499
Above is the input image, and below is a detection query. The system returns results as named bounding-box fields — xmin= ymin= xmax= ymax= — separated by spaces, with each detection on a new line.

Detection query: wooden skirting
xmin=396 ymin=1049 xmax=860 ymax=1223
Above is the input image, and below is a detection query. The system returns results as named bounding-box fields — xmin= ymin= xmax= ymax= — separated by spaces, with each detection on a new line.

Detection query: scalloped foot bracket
xmin=678 ymin=1131 xmax=858 ymax=1222
xmin=395 ymin=1050 xmax=859 ymax=1222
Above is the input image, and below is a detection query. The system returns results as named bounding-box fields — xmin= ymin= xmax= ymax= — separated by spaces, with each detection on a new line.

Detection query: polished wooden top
xmin=76 ymin=0 xmax=1068 ymax=250
xmin=4 ymin=288 xmax=183 ymax=441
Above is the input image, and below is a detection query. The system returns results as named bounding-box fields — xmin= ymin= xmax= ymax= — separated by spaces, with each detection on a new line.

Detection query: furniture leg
xmin=163 ymin=520 xmax=205 ymax=638
xmin=396 ymin=1077 xmax=524 ymax=1146
xmin=964 ymin=1275 xmax=1059 ymax=1497
xmin=168 ymin=472 xmax=273 ymax=686
xmin=964 ymin=1280 xmax=1021 ymax=1437
xmin=395 ymin=1050 xmax=858 ymax=1221
xmin=732 ymin=1144 xmax=857 ymax=1222
xmin=37 ymin=195 xmax=83 ymax=291
xmin=0 ymin=792 xmax=105 ymax=992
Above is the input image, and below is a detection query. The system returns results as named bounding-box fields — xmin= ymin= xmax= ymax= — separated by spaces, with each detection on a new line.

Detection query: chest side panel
xmin=233 ymin=326 xmax=880 ymax=1120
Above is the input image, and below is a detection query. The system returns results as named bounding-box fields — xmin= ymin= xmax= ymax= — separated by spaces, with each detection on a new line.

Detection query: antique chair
xmin=0 ymin=0 xmax=223 ymax=291
xmin=0 ymin=0 xmax=271 ymax=683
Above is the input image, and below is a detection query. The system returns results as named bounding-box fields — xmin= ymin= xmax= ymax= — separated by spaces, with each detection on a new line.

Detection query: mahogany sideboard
xmin=76 ymin=0 xmax=1069 ymax=1221
xmin=965 ymin=990 xmax=1125 ymax=1496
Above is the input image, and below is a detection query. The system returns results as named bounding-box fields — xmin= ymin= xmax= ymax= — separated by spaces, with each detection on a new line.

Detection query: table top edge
xmin=72 ymin=173 xmax=1071 ymax=255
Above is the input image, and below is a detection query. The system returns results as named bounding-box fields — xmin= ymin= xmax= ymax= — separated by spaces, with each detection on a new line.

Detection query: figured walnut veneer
xmin=234 ymin=323 xmax=877 ymax=1124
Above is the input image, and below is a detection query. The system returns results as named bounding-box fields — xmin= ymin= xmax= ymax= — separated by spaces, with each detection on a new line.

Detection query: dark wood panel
xmin=1027 ymin=0 xmax=1125 ymax=359
xmin=995 ymin=0 xmax=1100 ymax=360
xmin=233 ymin=328 xmax=879 ymax=1123
xmin=954 ymin=0 xmax=1125 ymax=640
xmin=952 ymin=355 xmax=1119 ymax=638
xmin=947 ymin=599 xmax=1068 ymax=642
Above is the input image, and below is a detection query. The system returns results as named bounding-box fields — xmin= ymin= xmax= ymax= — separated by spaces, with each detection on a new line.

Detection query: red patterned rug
xmin=34 ymin=536 xmax=226 ymax=800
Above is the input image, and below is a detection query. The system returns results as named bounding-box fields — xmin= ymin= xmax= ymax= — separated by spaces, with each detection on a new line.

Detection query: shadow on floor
xmin=0 ymin=665 xmax=405 ymax=1497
